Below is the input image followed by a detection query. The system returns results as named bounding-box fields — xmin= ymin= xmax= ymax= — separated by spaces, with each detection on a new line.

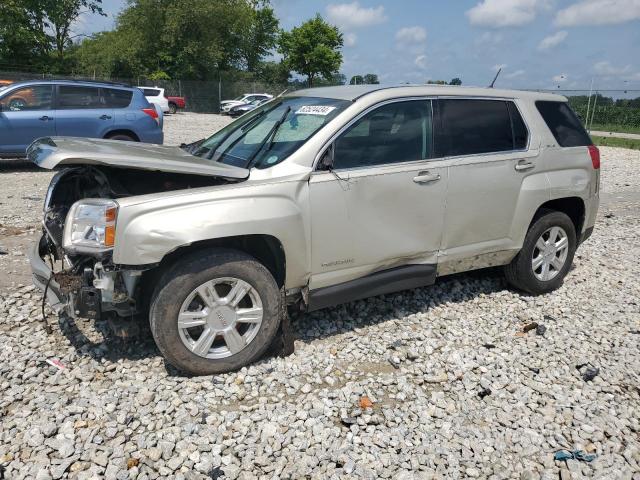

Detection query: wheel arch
xmin=530 ymin=197 xmax=585 ymax=236
xmin=104 ymin=129 xmax=140 ymax=141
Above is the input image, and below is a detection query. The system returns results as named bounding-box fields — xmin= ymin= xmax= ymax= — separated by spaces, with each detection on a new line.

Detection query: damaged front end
xmin=28 ymin=136 xmax=249 ymax=324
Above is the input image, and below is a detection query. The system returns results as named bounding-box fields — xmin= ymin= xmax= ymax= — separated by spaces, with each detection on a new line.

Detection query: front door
xmin=309 ymin=99 xmax=448 ymax=290
xmin=54 ymin=85 xmax=114 ymax=138
xmin=0 ymin=84 xmax=55 ymax=154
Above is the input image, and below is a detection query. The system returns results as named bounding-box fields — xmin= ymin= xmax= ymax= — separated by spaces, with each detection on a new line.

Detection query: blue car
xmin=0 ymin=80 xmax=164 ymax=155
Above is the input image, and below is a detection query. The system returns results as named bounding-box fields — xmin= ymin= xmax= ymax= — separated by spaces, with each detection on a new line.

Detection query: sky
xmin=81 ymin=0 xmax=640 ymax=92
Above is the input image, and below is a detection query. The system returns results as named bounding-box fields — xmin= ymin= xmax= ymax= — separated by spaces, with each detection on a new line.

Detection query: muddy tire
xmin=505 ymin=210 xmax=577 ymax=295
xmin=150 ymin=249 xmax=281 ymax=375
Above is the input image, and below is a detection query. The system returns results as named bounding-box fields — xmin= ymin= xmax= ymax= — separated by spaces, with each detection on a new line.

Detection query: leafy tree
xmin=363 ymin=73 xmax=379 ymax=84
xmin=240 ymin=3 xmax=279 ymax=72
xmin=42 ymin=0 xmax=104 ymax=60
xmin=256 ymin=60 xmax=290 ymax=85
xmin=427 ymin=79 xmax=447 ymax=85
xmin=449 ymin=77 xmax=462 ymax=85
xmin=349 ymin=75 xmax=364 ymax=85
xmin=0 ymin=0 xmax=50 ymax=70
xmin=278 ymin=14 xmax=343 ymax=87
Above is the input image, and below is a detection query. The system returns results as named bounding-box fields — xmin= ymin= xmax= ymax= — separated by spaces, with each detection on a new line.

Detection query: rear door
xmin=54 ymin=85 xmax=114 ymax=138
xmin=436 ymin=98 xmax=544 ymax=268
xmin=0 ymin=84 xmax=55 ymax=154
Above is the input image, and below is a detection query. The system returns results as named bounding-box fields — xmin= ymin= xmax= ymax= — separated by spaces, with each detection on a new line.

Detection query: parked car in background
xmin=167 ymin=95 xmax=186 ymax=114
xmin=0 ymin=79 xmax=13 ymax=87
xmin=139 ymin=86 xmax=170 ymax=113
xmin=220 ymin=93 xmax=273 ymax=114
xmin=0 ymin=80 xmax=163 ymax=155
xmin=227 ymin=97 xmax=271 ymax=117
xmin=29 ymin=85 xmax=599 ymax=375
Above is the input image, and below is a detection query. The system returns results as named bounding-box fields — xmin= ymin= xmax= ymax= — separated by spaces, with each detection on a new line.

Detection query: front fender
xmin=112 ymin=181 xmax=309 ymax=288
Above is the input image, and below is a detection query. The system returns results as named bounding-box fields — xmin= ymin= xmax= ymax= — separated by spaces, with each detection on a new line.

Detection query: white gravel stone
xmin=1 ymin=116 xmax=639 ymax=478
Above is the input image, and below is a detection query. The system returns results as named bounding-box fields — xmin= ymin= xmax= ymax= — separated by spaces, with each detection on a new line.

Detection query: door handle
xmin=100 ymin=114 xmax=112 ymax=120
xmin=413 ymin=171 xmax=441 ymax=184
xmin=39 ymin=115 xmax=52 ymax=121
xmin=515 ymin=160 xmax=535 ymax=171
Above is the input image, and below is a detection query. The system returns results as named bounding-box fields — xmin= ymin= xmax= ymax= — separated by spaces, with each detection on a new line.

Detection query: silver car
xmin=29 ymin=85 xmax=600 ymax=375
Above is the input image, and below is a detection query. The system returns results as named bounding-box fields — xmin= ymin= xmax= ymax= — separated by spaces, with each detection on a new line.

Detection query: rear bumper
xmin=29 ymin=237 xmax=68 ymax=314
xmin=141 ymin=129 xmax=164 ymax=145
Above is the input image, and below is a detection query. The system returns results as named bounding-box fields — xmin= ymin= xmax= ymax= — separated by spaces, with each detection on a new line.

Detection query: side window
xmin=436 ymin=99 xmax=514 ymax=157
xmin=333 ymin=100 xmax=433 ymax=169
xmin=103 ymin=88 xmax=133 ymax=108
xmin=535 ymin=101 xmax=591 ymax=147
xmin=508 ymin=102 xmax=528 ymax=149
xmin=57 ymin=86 xmax=102 ymax=109
xmin=0 ymin=85 xmax=52 ymax=111
xmin=143 ymin=88 xmax=160 ymax=97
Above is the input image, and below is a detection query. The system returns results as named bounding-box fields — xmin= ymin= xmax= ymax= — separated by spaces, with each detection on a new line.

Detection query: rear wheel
xmin=505 ymin=210 xmax=577 ymax=295
xmin=106 ymin=133 xmax=136 ymax=142
xmin=169 ymin=103 xmax=177 ymax=114
xmin=150 ymin=249 xmax=281 ymax=375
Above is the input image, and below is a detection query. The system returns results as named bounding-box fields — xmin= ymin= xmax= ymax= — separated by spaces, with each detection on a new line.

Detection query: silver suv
xmin=29 ymin=85 xmax=600 ymax=375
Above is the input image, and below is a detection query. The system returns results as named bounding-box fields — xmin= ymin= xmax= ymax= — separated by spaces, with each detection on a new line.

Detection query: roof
xmin=290 ymin=84 xmax=566 ymax=102
xmin=1 ymin=79 xmax=131 ymax=89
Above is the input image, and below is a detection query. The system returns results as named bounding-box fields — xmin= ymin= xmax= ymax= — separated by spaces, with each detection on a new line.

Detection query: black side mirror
xmin=319 ymin=144 xmax=334 ymax=170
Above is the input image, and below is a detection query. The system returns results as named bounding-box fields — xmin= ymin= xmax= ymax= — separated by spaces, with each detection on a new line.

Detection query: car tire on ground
xmin=150 ymin=249 xmax=282 ymax=375
xmin=169 ymin=103 xmax=177 ymax=114
xmin=505 ymin=210 xmax=577 ymax=295
xmin=106 ymin=133 xmax=137 ymax=142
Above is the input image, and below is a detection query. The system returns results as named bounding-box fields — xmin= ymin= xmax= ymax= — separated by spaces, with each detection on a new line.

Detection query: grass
xmin=590 ymin=124 xmax=640 ymax=135
xmin=592 ymin=135 xmax=640 ymax=150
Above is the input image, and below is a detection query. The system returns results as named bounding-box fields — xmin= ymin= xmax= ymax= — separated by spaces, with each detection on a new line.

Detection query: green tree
xmin=279 ymin=14 xmax=343 ymax=87
xmin=449 ymin=77 xmax=462 ymax=85
xmin=363 ymin=73 xmax=379 ymax=84
xmin=240 ymin=3 xmax=279 ymax=72
xmin=0 ymin=0 xmax=50 ymax=70
xmin=42 ymin=0 xmax=104 ymax=60
xmin=256 ymin=60 xmax=290 ymax=85
xmin=349 ymin=75 xmax=364 ymax=85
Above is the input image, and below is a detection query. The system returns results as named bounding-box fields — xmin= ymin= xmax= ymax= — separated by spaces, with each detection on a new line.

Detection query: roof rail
xmin=22 ymin=78 xmax=132 ymax=88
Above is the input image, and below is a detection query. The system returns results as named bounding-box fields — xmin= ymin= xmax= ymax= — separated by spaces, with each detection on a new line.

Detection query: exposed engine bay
xmin=38 ymin=165 xmax=234 ymax=320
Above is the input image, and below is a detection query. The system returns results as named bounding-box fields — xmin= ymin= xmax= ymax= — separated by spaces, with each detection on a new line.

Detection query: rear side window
xmin=103 ymin=88 xmax=132 ymax=108
xmin=535 ymin=101 xmax=591 ymax=147
xmin=436 ymin=99 xmax=514 ymax=157
xmin=143 ymin=88 xmax=161 ymax=97
xmin=57 ymin=86 xmax=102 ymax=109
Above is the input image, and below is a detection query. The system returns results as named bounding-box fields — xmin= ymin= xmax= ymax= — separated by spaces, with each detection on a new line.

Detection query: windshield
xmin=233 ymin=95 xmax=245 ymax=101
xmin=194 ymin=96 xmax=349 ymax=169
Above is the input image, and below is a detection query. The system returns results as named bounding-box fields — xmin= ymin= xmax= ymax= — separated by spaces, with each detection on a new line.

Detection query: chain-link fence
xmin=0 ymin=70 xmax=291 ymax=113
xmin=2 ymin=72 xmax=639 ymax=133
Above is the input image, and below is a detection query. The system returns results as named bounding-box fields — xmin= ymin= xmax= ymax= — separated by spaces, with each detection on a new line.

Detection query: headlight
xmin=63 ymin=199 xmax=118 ymax=254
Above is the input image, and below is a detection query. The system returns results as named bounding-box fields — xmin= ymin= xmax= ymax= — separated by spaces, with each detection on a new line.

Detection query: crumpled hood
xmin=27 ymin=137 xmax=249 ymax=179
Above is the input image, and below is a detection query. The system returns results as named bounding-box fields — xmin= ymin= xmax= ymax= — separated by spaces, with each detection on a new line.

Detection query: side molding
xmin=307 ymin=264 xmax=436 ymax=312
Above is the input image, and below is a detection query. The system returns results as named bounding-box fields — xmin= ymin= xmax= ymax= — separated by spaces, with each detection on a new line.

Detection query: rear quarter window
xmin=143 ymin=88 xmax=161 ymax=97
xmin=535 ymin=101 xmax=591 ymax=147
xmin=103 ymin=88 xmax=133 ymax=108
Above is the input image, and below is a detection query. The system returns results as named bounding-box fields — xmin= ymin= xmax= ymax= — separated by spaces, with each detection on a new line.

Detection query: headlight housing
xmin=63 ymin=199 xmax=118 ymax=254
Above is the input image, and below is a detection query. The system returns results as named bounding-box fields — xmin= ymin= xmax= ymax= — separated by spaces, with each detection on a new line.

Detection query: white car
xmin=139 ymin=87 xmax=170 ymax=113
xmin=220 ymin=93 xmax=273 ymax=114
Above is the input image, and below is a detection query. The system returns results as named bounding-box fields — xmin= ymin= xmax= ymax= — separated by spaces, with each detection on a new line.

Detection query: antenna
xmin=489 ymin=68 xmax=502 ymax=88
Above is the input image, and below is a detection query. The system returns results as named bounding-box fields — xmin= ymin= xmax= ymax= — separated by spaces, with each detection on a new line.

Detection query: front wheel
xmin=150 ymin=249 xmax=281 ymax=375
xmin=505 ymin=210 xmax=577 ymax=295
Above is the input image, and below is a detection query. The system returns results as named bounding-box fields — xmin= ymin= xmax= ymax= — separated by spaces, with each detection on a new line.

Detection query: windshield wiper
xmin=244 ymin=106 xmax=291 ymax=168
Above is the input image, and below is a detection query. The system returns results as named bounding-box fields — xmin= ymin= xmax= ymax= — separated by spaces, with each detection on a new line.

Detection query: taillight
xmin=588 ymin=145 xmax=600 ymax=169
xmin=142 ymin=107 xmax=159 ymax=125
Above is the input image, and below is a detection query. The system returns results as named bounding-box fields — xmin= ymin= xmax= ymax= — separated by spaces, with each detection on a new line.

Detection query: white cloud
xmin=593 ymin=61 xmax=632 ymax=75
xmin=396 ymin=26 xmax=427 ymax=44
xmin=466 ymin=0 xmax=550 ymax=27
xmin=344 ymin=33 xmax=357 ymax=47
xmin=538 ymin=30 xmax=568 ymax=50
xmin=414 ymin=55 xmax=428 ymax=70
xmin=477 ymin=31 xmax=504 ymax=44
xmin=552 ymin=73 xmax=568 ymax=82
xmin=326 ymin=2 xmax=387 ymax=29
xmin=555 ymin=0 xmax=640 ymax=26
xmin=506 ymin=69 xmax=525 ymax=78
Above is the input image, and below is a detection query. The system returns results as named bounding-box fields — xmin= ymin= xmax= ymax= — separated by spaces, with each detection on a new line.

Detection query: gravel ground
xmin=1 ymin=114 xmax=639 ymax=479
